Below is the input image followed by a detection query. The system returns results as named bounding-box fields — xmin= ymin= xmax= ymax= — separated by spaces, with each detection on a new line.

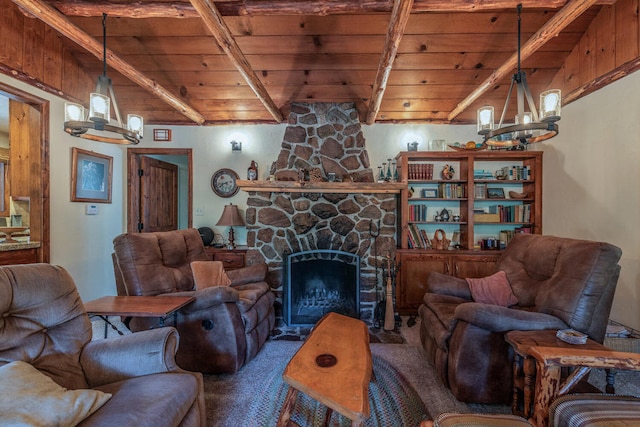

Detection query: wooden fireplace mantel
xmin=237 ymin=180 xmax=405 ymax=194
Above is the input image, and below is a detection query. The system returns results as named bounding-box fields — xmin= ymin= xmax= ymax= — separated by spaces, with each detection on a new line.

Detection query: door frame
xmin=126 ymin=148 xmax=193 ymax=234
xmin=0 ymin=82 xmax=49 ymax=262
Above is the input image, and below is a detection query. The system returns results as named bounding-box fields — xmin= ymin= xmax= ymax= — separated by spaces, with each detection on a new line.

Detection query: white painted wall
xmin=2 ymin=70 xmax=638 ymax=330
xmin=538 ymin=70 xmax=640 ymax=330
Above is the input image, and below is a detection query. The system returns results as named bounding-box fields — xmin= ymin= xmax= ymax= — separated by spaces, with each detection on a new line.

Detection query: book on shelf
xmin=419 ymin=228 xmax=432 ymax=249
xmin=474 ymin=169 xmax=494 ymax=179
xmin=407 ymin=228 xmax=416 ymax=249
xmin=409 ymin=204 xmax=429 ymax=222
xmin=438 ymin=183 xmax=466 ymax=199
xmin=408 ymin=224 xmax=423 ymax=249
xmin=408 ymin=163 xmax=434 ymax=180
xmin=500 ymin=165 xmax=531 ymax=181
xmin=487 ymin=204 xmax=531 ymax=223
xmin=407 ymin=223 xmax=433 ymax=249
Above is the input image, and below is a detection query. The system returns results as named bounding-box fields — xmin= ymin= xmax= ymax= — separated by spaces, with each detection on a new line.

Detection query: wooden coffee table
xmin=276 ymin=312 xmax=373 ymax=427
xmin=85 ymin=295 xmax=195 ymax=338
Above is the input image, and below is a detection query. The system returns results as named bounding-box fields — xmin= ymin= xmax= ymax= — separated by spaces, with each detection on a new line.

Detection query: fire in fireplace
xmin=283 ymin=250 xmax=360 ymax=326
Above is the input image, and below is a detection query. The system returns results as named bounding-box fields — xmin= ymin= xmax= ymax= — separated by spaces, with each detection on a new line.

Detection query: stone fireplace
xmin=243 ymin=102 xmax=397 ymax=336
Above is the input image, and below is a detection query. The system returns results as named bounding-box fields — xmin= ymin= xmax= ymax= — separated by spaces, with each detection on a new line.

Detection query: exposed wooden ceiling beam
xmin=189 ymin=0 xmax=283 ymax=123
xmin=366 ymin=0 xmax=414 ymax=125
xmin=447 ymin=0 xmax=600 ymax=122
xmin=47 ymin=0 xmax=614 ymax=18
xmin=11 ymin=0 xmax=206 ymax=125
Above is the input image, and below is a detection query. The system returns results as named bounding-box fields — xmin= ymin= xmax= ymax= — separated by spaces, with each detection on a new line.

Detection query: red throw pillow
xmin=466 ymin=271 xmax=518 ymax=307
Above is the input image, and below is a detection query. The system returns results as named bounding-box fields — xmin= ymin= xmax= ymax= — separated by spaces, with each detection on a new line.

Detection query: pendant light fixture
xmin=477 ymin=4 xmax=561 ymax=148
xmin=63 ymin=14 xmax=143 ymax=145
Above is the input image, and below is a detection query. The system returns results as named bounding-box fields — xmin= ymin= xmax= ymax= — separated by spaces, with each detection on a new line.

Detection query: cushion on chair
xmin=433 ymin=412 xmax=532 ymax=426
xmin=83 ymin=373 xmax=200 ymax=427
xmin=466 ymin=271 xmax=518 ymax=307
xmin=0 ymin=361 xmax=111 ymax=427
xmin=549 ymin=393 xmax=640 ymax=427
xmin=190 ymin=261 xmax=231 ymax=289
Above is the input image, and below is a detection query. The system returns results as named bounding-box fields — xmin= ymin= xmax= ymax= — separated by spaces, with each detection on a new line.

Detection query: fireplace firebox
xmin=283 ymin=250 xmax=360 ymax=326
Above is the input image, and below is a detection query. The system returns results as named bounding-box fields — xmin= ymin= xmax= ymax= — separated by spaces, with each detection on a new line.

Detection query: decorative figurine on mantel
xmin=247 ymin=160 xmax=258 ymax=180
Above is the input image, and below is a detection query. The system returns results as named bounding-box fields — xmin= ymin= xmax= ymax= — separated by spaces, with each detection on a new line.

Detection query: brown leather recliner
xmin=418 ymin=234 xmax=622 ymax=404
xmin=112 ymin=228 xmax=275 ymax=374
xmin=0 ymin=263 xmax=205 ymax=427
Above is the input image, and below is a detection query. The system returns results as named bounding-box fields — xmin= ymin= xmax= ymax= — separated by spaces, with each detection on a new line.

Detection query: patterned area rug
xmin=245 ymin=355 xmax=429 ymax=426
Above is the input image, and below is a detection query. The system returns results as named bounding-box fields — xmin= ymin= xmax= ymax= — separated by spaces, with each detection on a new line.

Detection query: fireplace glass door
xmin=284 ymin=250 xmax=360 ymax=326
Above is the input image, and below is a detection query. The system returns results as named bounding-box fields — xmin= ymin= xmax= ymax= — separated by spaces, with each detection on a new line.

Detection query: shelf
xmin=409 ymin=180 xmax=466 ymax=184
xmin=409 ymin=198 xmax=465 ymax=201
xmin=410 ymin=221 xmax=467 ymax=225
xmin=237 ymin=180 xmax=405 ymax=194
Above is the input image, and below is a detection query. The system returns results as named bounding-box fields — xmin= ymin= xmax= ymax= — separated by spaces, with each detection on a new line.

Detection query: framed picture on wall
xmin=71 ymin=147 xmax=113 ymax=203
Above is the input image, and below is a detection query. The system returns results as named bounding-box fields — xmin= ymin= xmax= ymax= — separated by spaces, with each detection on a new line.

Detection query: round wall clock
xmin=211 ymin=168 xmax=239 ymax=198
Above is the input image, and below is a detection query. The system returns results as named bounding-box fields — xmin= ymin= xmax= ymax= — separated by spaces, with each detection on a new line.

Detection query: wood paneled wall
xmin=550 ymin=0 xmax=640 ymax=104
xmin=0 ymin=0 xmax=93 ymax=102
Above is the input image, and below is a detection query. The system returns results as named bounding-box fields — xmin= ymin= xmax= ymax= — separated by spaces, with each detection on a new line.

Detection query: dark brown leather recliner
xmin=418 ymin=234 xmax=622 ymax=404
xmin=0 ymin=263 xmax=206 ymax=427
xmin=112 ymin=228 xmax=275 ymax=374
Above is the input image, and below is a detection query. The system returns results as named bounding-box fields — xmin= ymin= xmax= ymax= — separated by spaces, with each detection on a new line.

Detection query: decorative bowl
xmin=448 ymin=142 xmax=488 ymax=151
xmin=508 ymin=191 xmax=528 ymax=199
xmin=0 ymin=227 xmax=28 ymax=243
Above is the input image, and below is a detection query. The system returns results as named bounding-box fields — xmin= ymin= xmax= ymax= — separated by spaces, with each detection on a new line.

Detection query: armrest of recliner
xmin=164 ymin=286 xmax=240 ymax=313
xmin=427 ymin=271 xmax=472 ymax=299
xmin=227 ymin=263 xmax=268 ymax=286
xmin=455 ymin=302 xmax=569 ymax=333
xmin=81 ymin=327 xmax=184 ymax=387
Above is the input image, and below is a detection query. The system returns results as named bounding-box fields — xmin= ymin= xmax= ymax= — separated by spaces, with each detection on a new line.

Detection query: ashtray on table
xmin=0 ymin=227 xmax=28 ymax=243
xmin=556 ymin=329 xmax=588 ymax=344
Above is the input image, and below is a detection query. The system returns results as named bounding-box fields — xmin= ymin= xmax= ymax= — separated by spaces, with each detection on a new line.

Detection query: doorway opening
xmin=0 ymin=82 xmax=49 ymax=262
xmin=126 ymin=148 xmax=192 ymax=233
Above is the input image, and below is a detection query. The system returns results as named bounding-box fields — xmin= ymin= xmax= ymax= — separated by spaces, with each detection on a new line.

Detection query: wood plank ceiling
xmin=15 ymin=0 xmax=607 ymax=125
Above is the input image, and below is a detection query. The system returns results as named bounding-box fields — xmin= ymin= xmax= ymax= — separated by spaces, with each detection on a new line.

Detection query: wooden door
xmin=140 ymin=156 xmax=178 ymax=232
xmin=396 ymin=251 xmax=449 ymax=315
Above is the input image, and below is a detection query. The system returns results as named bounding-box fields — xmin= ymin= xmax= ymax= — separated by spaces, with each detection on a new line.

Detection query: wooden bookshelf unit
xmin=394 ymin=150 xmax=543 ymax=314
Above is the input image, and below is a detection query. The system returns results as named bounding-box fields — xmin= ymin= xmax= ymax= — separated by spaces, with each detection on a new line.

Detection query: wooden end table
xmin=276 ymin=312 xmax=373 ymax=427
xmin=529 ymin=345 xmax=640 ymax=427
xmin=504 ymin=330 xmax=614 ymax=419
xmin=85 ymin=295 xmax=195 ymax=338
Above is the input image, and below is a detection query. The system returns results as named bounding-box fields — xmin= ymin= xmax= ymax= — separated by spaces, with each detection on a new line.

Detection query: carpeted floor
xmin=204 ymin=317 xmax=471 ymax=427
xmin=90 ymin=316 xmax=640 ymax=426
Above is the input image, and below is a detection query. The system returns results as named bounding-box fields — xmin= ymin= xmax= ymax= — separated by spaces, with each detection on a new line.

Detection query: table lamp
xmin=216 ymin=203 xmax=245 ymax=249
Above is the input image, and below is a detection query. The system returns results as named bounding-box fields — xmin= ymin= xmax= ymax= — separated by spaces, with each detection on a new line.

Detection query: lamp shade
xmin=89 ymin=92 xmax=110 ymax=123
xmin=216 ymin=204 xmax=245 ymax=227
xmin=477 ymin=106 xmax=494 ymax=134
xmin=540 ymin=89 xmax=561 ymax=122
xmin=65 ymin=102 xmax=85 ymax=121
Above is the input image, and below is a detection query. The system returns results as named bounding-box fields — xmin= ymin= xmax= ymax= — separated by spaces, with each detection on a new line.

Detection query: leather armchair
xmin=112 ymin=228 xmax=275 ymax=374
xmin=418 ymin=234 xmax=622 ymax=404
xmin=0 ymin=263 xmax=205 ymax=427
